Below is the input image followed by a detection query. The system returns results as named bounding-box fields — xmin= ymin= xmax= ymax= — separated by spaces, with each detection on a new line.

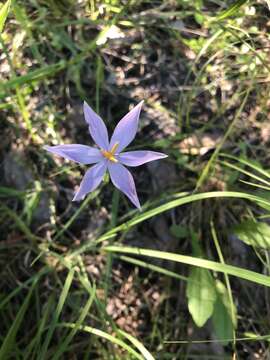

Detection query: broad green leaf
xmin=187 ymin=268 xmax=216 ymax=327
xmin=104 ymin=246 xmax=270 ymax=287
xmin=212 ymin=281 xmax=237 ymax=345
xmin=233 ymin=220 xmax=270 ymax=249
xmin=0 ymin=0 xmax=11 ymax=33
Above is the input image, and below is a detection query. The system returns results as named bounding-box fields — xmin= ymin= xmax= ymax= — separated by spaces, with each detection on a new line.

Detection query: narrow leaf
xmin=104 ymin=246 xmax=270 ymax=287
xmin=39 ymin=268 xmax=75 ymax=359
xmin=60 ymin=323 xmax=144 ymax=360
xmin=0 ymin=0 xmax=11 ymax=33
xmin=217 ymin=0 xmax=247 ymax=20
xmin=118 ymin=329 xmax=155 ymax=360
xmin=0 ymin=280 xmax=36 ymax=358
xmin=52 ymin=285 xmax=96 ymax=360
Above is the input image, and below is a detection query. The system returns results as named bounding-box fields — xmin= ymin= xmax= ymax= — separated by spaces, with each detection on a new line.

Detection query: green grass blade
xmin=51 ymin=284 xmax=96 ymax=360
xmin=60 ymin=323 xmax=144 ymax=360
xmin=239 ymin=180 xmax=270 ymax=191
xmin=53 ymin=190 xmax=100 ymax=241
xmin=216 ymin=0 xmax=247 ymax=20
xmin=220 ymin=160 xmax=270 ymax=186
xmin=0 ymin=0 xmax=11 ymax=33
xmin=39 ymin=268 xmax=75 ymax=360
xmin=104 ymin=246 xmax=270 ymax=287
xmin=0 ymin=279 xmax=37 ymax=358
xmin=1 ymin=204 xmax=39 ymax=243
xmin=0 ymin=186 xmax=27 ymax=198
xmin=0 ymin=61 xmax=67 ymax=93
xmin=196 ymin=89 xmax=250 ymax=190
xmin=71 ymin=191 xmax=270 ymax=257
xmin=220 ymin=153 xmax=270 ymax=179
xmin=118 ymin=255 xmax=188 ymax=282
xmin=24 ymin=294 xmax=55 ymax=359
xmin=118 ymin=329 xmax=155 ymax=360
xmin=104 ymin=191 xmax=270 ymax=237
xmin=0 ymin=268 xmax=49 ymax=311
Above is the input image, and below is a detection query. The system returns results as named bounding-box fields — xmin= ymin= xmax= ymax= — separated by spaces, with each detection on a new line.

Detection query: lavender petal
xmin=108 ymin=162 xmax=141 ymax=209
xmin=109 ymin=101 xmax=144 ymax=152
xmin=44 ymin=144 xmax=103 ymax=164
xmin=84 ymin=101 xmax=109 ymax=150
xmin=118 ymin=150 xmax=167 ymax=167
xmin=72 ymin=160 xmax=107 ymax=201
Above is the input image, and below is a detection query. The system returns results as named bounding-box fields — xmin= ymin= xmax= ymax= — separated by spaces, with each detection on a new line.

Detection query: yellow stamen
xmin=110 ymin=142 xmax=119 ymax=155
xmin=101 ymin=142 xmax=119 ymax=163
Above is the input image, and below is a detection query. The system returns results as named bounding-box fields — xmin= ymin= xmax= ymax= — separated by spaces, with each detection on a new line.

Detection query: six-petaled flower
xmin=44 ymin=101 xmax=167 ymax=209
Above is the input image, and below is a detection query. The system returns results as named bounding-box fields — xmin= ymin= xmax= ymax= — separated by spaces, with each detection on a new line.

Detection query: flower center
xmin=101 ymin=142 xmax=119 ymax=163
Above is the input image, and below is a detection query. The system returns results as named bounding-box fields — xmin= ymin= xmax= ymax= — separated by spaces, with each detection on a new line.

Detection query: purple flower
xmin=44 ymin=101 xmax=167 ymax=209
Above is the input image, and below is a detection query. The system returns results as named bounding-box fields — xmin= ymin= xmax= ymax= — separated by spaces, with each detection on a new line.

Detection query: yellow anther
xmin=101 ymin=142 xmax=119 ymax=162
xmin=110 ymin=142 xmax=119 ymax=155
xmin=101 ymin=149 xmax=118 ymax=163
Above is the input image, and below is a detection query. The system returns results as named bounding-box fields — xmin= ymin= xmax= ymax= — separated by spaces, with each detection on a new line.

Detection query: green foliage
xmin=104 ymin=245 xmax=270 ymax=287
xmin=2 ymin=0 xmax=270 ymax=357
xmin=216 ymin=0 xmax=248 ymax=20
xmin=187 ymin=268 xmax=216 ymax=327
xmin=170 ymin=224 xmax=189 ymax=238
xmin=0 ymin=280 xmax=36 ymax=358
xmin=233 ymin=220 xmax=270 ymax=249
xmin=0 ymin=0 xmax=11 ymax=33
xmin=212 ymin=280 xmax=237 ymax=345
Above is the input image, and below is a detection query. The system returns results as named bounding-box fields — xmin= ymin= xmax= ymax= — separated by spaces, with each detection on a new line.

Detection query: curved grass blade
xmin=104 ymin=246 xmax=270 ymax=287
xmin=60 ymin=323 xmax=144 ymax=360
xmin=52 ymin=285 xmax=96 ymax=360
xmin=220 ymin=153 xmax=270 ymax=180
xmin=239 ymin=180 xmax=270 ymax=192
xmin=24 ymin=294 xmax=55 ymax=359
xmin=0 ymin=267 xmax=50 ymax=311
xmin=39 ymin=268 xmax=75 ymax=360
xmin=220 ymin=160 xmax=270 ymax=186
xmin=118 ymin=329 xmax=155 ymax=360
xmin=104 ymin=191 xmax=270 ymax=237
xmin=71 ymin=191 xmax=270 ymax=257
